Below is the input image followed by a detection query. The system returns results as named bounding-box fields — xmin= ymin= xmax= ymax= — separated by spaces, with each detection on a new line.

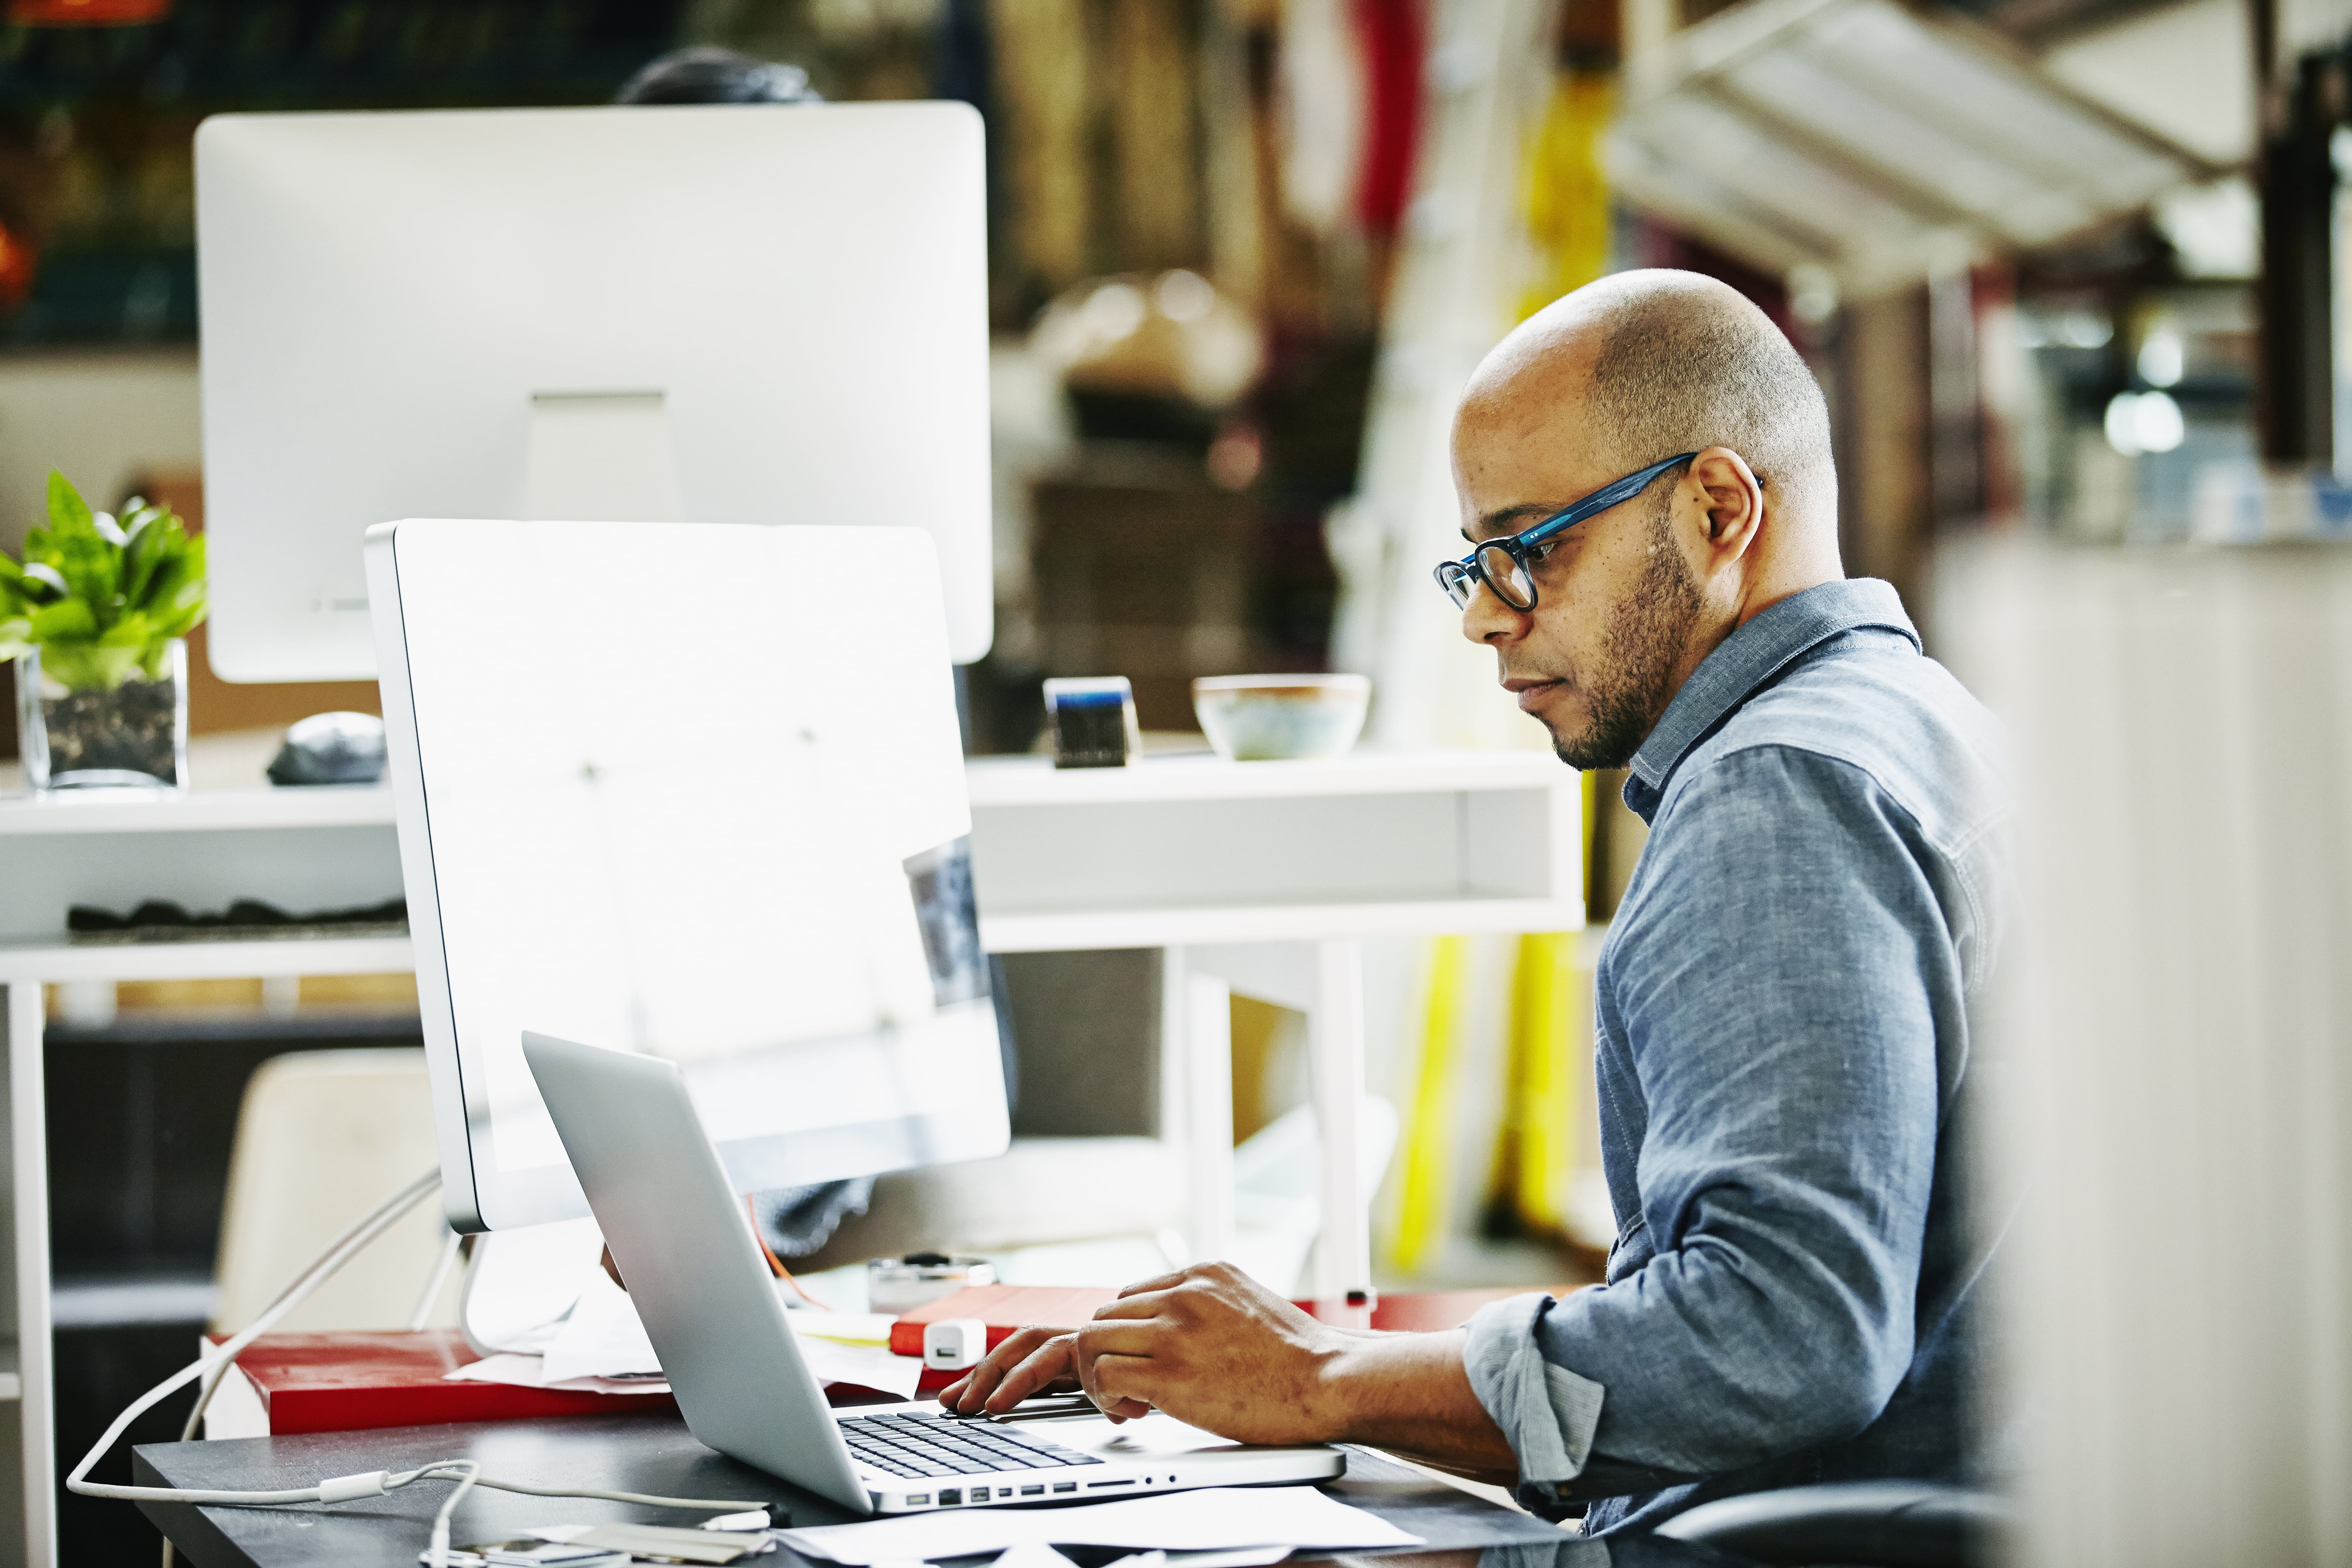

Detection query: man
xmin=942 ymin=270 xmax=2008 ymax=1533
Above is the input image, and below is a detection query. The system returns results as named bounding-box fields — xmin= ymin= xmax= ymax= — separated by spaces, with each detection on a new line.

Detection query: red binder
xmin=204 ymin=1329 xmax=678 ymax=1436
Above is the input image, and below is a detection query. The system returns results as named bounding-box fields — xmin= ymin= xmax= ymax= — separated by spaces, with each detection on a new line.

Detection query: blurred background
xmin=5 ymin=0 xmax=2321 ymax=751
xmin=0 ymin=0 xmax=2339 ymax=1556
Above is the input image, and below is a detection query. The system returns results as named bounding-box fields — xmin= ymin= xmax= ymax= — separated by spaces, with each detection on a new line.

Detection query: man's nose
xmin=1459 ymin=579 xmax=1526 ymax=645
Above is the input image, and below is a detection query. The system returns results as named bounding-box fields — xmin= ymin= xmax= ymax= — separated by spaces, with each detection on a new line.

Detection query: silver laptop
xmin=522 ymin=1031 xmax=1346 ymax=1515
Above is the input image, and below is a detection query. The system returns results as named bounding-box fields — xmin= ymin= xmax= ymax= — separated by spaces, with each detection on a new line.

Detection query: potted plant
xmin=1 ymin=472 xmax=207 ymax=791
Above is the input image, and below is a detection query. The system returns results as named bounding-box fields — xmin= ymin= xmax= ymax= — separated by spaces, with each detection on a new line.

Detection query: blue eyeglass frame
xmin=1433 ymin=450 xmax=1699 ymax=611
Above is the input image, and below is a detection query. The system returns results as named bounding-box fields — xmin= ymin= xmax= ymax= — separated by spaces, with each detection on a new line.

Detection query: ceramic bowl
xmin=1191 ymin=674 xmax=1371 ymax=762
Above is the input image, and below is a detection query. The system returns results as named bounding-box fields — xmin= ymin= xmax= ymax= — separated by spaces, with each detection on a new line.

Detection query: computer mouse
xmin=267 ymin=711 xmax=387 ymax=786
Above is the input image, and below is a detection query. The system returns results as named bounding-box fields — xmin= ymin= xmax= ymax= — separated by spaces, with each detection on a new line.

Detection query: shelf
xmin=963 ymin=749 xmax=1571 ymax=807
xmin=0 ymin=934 xmax=415 ymax=983
xmin=4 ymin=752 xmax=1581 ymax=827
xmin=982 ymin=895 xmax=1585 ymax=952
xmin=0 ymin=785 xmax=395 ymax=837
xmin=52 ymin=1273 xmax=219 ymax=1331
xmin=0 ymin=753 xmax=1570 ymax=828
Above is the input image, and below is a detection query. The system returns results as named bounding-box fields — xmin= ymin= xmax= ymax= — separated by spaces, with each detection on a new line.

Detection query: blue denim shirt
xmin=1461 ymin=578 xmax=2010 ymax=1535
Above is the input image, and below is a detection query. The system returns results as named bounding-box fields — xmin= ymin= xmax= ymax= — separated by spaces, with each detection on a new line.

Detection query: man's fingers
xmin=1115 ymin=1270 xmax=1188 ymax=1299
xmin=1083 ymin=1350 xmax=1159 ymax=1420
xmin=944 ymin=1361 xmax=1002 ymax=1414
xmin=980 ymin=1334 xmax=1081 ymax=1414
xmin=1093 ymin=1288 xmax=1177 ymax=1321
xmin=944 ymin=1326 xmax=1061 ymax=1412
xmin=1073 ymin=1318 xmax=1164 ymax=1361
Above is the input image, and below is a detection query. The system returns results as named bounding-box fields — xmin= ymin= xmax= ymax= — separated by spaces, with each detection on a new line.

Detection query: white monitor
xmin=366 ymin=517 xmax=1010 ymax=1232
xmin=197 ymin=102 xmax=993 ymax=681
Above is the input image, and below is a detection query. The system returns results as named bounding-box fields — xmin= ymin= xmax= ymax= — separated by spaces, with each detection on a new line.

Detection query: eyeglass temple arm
xmin=1518 ymin=452 xmax=1700 ymax=550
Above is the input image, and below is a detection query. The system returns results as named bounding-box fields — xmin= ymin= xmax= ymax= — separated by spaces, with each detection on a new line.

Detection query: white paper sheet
xmin=1105 ymin=1549 xmax=1294 ymax=1568
xmin=444 ymin=1351 xmax=671 ymax=1397
xmin=793 ymin=1334 xmax=925 ymax=1399
xmin=778 ymin=1487 xmax=1420 ymax=1565
xmin=467 ymin=1275 xmax=924 ymax=1400
xmin=993 ymin=1544 xmax=1080 ymax=1568
xmin=786 ymin=1310 xmax=897 ymax=1346
xmin=448 ymin=1343 xmax=925 ymax=1400
xmin=540 ymin=1273 xmax=663 ymax=1384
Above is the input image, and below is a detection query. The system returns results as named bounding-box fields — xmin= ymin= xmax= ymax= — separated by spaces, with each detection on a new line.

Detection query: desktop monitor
xmin=196 ymin=102 xmax=993 ymax=681
xmin=366 ymin=516 xmax=1010 ymax=1232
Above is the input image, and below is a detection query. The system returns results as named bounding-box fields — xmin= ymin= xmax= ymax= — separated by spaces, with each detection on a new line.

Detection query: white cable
xmin=74 ymin=1169 xmax=767 ymax=1568
xmin=160 ymin=1169 xmax=448 ymax=1568
xmin=177 ymin=1168 xmax=444 ymax=1445
xmin=409 ymin=1226 xmax=464 ymax=1332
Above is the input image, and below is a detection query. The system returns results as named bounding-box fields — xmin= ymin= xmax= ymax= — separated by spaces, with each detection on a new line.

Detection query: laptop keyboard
xmin=842 ymin=1411 xmax=1107 ymax=1480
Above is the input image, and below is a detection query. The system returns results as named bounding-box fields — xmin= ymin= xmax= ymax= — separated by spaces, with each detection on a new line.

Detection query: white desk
xmin=0 ymin=744 xmax=1579 ymax=1568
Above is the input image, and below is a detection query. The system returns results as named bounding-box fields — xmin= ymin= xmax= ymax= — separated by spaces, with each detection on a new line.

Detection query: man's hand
xmin=937 ymin=1263 xmax=1340 ymax=1434
xmin=1070 ymin=1262 xmax=1354 ymax=1443
xmin=937 ymin=1262 xmax=1521 ymax=1482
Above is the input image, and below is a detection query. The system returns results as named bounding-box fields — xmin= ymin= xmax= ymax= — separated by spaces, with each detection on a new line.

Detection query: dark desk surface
xmin=134 ymin=1413 xmax=1571 ymax=1568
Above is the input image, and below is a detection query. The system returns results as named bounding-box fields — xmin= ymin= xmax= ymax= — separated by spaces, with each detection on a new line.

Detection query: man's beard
xmin=1549 ymin=499 xmax=1700 ymax=772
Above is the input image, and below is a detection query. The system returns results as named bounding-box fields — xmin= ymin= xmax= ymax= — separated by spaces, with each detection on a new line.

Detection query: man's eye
xmin=1525 ymin=540 xmax=1560 ymax=564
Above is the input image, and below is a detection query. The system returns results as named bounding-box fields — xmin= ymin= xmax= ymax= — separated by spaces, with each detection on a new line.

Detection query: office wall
xmin=0 ymin=350 xmax=203 ymax=557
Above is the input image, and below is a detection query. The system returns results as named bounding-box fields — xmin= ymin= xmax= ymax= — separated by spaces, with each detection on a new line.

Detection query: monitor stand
xmin=523 ymin=390 xmax=684 ymax=523
xmin=456 ymin=1214 xmax=606 ymax=1358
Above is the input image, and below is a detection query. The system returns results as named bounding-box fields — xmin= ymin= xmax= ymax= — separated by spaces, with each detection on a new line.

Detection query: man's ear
xmin=1686 ymin=446 xmax=1764 ymax=561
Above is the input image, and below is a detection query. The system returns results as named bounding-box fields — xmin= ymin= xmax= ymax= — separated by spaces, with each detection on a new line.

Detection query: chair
xmin=212 ymin=1048 xmax=458 ymax=1335
xmin=1655 ymin=1481 xmax=2011 ymax=1568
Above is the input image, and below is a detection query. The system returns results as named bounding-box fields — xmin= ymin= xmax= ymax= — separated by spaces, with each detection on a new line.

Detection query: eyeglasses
xmin=1433 ymin=451 xmax=1698 ymax=612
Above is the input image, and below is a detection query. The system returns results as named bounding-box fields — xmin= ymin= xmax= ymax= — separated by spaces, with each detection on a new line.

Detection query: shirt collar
xmin=1624 ymin=578 xmax=1920 ymax=819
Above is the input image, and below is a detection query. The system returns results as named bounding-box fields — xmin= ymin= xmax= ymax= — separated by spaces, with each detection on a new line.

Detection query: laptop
xmin=522 ymin=1031 xmax=1347 ymax=1515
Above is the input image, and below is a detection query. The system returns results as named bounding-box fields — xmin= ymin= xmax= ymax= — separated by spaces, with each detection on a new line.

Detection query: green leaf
xmin=90 ymin=511 xmax=127 ymax=547
xmin=18 ymin=562 xmax=66 ymax=603
xmin=146 ymin=535 xmax=207 ymax=637
xmin=31 ymin=526 xmax=119 ymax=609
xmin=121 ymin=511 xmax=180 ymax=609
xmin=98 ymin=610 xmax=152 ymax=648
xmin=0 ymin=616 xmax=29 ymax=662
xmin=28 ymin=598 xmax=95 ymax=642
xmin=44 ymin=471 xmax=95 ymax=537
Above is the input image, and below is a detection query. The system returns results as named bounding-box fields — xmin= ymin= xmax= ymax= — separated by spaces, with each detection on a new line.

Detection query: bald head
xmin=1451 ymin=270 xmax=1847 ymax=771
xmin=1463 ymin=269 xmax=1838 ymax=534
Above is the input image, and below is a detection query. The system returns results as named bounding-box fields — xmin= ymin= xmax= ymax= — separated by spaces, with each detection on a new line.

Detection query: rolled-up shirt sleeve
xmin=1463 ymin=1292 xmax=1606 ymax=1491
xmin=1466 ymin=744 xmax=1959 ymax=1497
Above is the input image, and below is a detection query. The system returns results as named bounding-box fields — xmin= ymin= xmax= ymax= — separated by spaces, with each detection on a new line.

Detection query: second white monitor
xmin=369 ymin=518 xmax=1009 ymax=1233
xmin=198 ymin=101 xmax=993 ymax=681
